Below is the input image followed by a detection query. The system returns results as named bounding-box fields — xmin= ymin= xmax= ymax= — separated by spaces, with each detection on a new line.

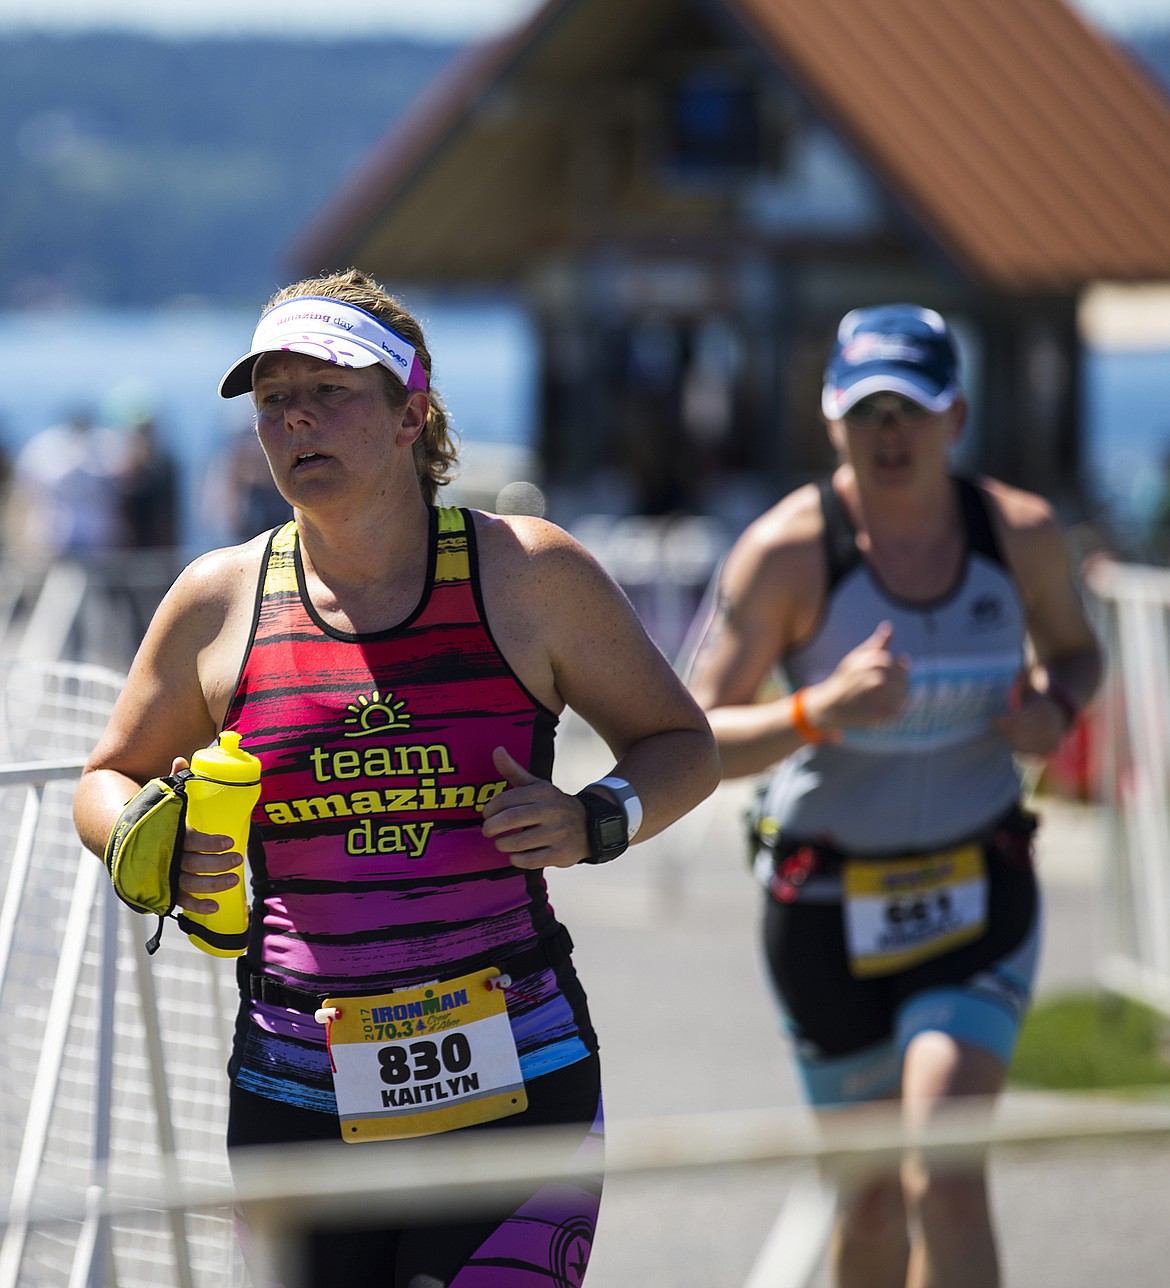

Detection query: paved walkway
xmin=548 ymin=717 xmax=1168 ymax=1288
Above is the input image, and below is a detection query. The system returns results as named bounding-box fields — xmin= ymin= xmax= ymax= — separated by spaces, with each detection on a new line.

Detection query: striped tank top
xmin=224 ymin=507 xmax=594 ymax=1114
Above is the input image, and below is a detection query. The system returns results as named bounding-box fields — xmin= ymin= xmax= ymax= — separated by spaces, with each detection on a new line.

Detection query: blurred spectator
xmin=7 ymin=407 xmax=128 ymax=563
xmin=0 ymin=434 xmax=14 ymax=553
xmin=220 ymin=423 xmax=290 ymax=541
xmin=119 ymin=414 xmax=178 ymax=550
xmin=1141 ymin=441 xmax=1170 ymax=563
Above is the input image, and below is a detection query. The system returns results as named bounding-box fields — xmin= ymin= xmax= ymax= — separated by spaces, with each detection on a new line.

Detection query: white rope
xmin=4 ymin=1093 xmax=1170 ymax=1236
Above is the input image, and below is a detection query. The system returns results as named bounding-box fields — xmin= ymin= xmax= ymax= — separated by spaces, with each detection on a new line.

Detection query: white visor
xmin=218 ymin=296 xmax=428 ymax=398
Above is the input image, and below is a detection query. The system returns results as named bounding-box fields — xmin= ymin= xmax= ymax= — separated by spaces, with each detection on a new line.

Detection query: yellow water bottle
xmin=182 ymin=731 xmax=261 ymax=958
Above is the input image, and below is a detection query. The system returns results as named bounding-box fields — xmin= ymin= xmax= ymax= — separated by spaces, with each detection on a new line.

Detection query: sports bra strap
xmin=817 ymin=475 xmax=1006 ymax=588
xmin=817 ymin=478 xmax=862 ymax=591
xmin=956 ymin=477 xmax=1007 ymax=566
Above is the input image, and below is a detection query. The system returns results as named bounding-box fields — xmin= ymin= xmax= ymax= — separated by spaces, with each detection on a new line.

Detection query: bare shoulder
xmin=720 ymin=481 xmax=826 ymax=624
xmin=135 ymin=535 xmax=266 ymax=706
xmin=84 ymin=533 xmax=270 ymax=781
xmin=976 ymin=475 xmax=1060 ymax=534
xmin=471 ymin=509 xmax=592 ymax=558
xmin=729 ymin=482 xmax=823 ymax=568
xmin=470 ymin=510 xmax=614 ymax=605
xmin=974 ymin=475 xmax=1070 ymax=575
xmin=684 ymin=482 xmax=828 ymax=706
xmin=972 ymin=474 xmax=1094 ymax=640
xmin=972 ymin=477 xmax=1102 ymax=675
xmin=468 ymin=509 xmax=702 ymax=725
xmin=157 ymin=533 xmax=269 ymax=639
xmin=178 ymin=534 xmax=268 ymax=594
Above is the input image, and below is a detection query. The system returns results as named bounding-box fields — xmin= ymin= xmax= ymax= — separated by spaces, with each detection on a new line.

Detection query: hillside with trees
xmin=0 ymin=26 xmax=1168 ymax=310
xmin=0 ymin=33 xmax=459 ymax=307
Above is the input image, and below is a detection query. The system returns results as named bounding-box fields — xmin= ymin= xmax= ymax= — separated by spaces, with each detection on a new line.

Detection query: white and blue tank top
xmin=762 ymin=477 xmax=1026 ymax=854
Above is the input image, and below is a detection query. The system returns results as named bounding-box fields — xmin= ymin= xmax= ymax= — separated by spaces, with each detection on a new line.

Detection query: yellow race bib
xmin=843 ymin=844 xmax=987 ymax=978
xmin=319 ymin=967 xmax=528 ymax=1143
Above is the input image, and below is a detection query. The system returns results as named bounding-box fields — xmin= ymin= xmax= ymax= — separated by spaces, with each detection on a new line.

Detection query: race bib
xmin=319 ymin=968 xmax=528 ymax=1143
xmin=843 ymin=844 xmax=987 ymax=978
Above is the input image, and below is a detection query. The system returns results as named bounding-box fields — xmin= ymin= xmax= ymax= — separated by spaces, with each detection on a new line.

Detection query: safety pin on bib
xmin=314 ymin=1005 xmax=341 ymax=1073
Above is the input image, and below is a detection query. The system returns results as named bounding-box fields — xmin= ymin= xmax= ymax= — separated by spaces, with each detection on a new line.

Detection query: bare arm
xmin=73 ymin=540 xmax=263 ymax=911
xmin=689 ymin=484 xmax=920 ymax=778
xmin=476 ymin=514 xmax=720 ymax=867
xmin=686 ymin=537 xmax=813 ymax=778
xmin=985 ymin=480 xmax=1103 ymax=756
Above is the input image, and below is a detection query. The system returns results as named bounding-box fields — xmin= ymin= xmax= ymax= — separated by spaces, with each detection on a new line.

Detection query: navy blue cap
xmin=822 ymin=304 xmax=960 ymax=419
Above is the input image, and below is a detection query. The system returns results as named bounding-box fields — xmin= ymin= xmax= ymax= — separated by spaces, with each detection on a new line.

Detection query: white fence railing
xmin=0 ymin=553 xmax=180 ymax=673
xmin=1085 ymin=557 xmax=1170 ymax=1015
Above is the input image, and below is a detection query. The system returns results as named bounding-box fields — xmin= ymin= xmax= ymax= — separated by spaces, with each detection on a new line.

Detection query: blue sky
xmin=0 ymin=0 xmax=1166 ymax=39
xmin=0 ymin=0 xmax=539 ymax=39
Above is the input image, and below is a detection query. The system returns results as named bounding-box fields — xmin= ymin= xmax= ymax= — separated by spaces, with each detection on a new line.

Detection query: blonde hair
xmin=266 ymin=268 xmax=459 ymax=505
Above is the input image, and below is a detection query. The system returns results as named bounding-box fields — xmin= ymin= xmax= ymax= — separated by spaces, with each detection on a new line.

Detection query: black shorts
xmin=762 ymin=810 xmax=1040 ymax=1061
xmin=228 ymin=1055 xmax=603 ymax=1288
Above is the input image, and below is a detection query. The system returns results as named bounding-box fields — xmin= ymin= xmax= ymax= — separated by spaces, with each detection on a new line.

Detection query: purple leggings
xmin=228 ymin=1056 xmax=604 ymax=1288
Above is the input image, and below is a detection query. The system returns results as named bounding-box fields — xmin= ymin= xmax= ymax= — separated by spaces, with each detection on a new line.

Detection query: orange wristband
xmin=790 ymin=688 xmax=827 ymax=743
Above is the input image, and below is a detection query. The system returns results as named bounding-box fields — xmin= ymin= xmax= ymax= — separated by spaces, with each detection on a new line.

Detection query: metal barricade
xmin=4 ymin=558 xmax=1167 ymax=1288
xmin=0 ymin=661 xmax=243 ymax=1288
xmin=1085 ymin=557 xmax=1170 ymax=1015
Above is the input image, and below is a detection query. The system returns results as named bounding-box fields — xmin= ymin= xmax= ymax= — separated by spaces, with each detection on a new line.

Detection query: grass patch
xmin=1010 ymin=991 xmax=1170 ymax=1093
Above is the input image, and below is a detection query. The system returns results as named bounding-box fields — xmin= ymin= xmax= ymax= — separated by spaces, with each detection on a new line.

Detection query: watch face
xmin=597 ymin=815 xmax=626 ymax=849
xmin=580 ymin=790 xmax=629 ymax=863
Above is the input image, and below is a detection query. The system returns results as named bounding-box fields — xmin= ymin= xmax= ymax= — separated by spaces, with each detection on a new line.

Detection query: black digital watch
xmin=576 ymin=789 xmax=629 ymax=865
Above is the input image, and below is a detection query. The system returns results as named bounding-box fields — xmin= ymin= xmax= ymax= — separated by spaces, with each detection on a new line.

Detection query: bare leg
xmin=820 ymin=1099 xmax=909 ymax=1288
xmin=830 ymin=1170 xmax=909 ymax=1288
xmin=900 ymin=1032 xmax=1005 ymax=1288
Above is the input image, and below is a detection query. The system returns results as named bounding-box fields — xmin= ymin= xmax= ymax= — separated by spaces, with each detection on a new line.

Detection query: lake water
xmin=1082 ymin=346 xmax=1170 ymax=549
xmin=0 ymin=304 xmax=1165 ymax=555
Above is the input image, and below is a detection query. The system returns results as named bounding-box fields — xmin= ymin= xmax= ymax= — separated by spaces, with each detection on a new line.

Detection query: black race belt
xmin=239 ymin=924 xmax=575 ymax=1015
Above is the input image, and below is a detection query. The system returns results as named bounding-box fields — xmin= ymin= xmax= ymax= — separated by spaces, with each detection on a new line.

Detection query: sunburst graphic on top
xmin=343 ymin=689 xmax=412 ymax=737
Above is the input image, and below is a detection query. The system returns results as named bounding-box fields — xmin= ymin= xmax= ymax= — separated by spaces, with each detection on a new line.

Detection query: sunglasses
xmin=842 ymin=395 xmax=934 ymax=427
